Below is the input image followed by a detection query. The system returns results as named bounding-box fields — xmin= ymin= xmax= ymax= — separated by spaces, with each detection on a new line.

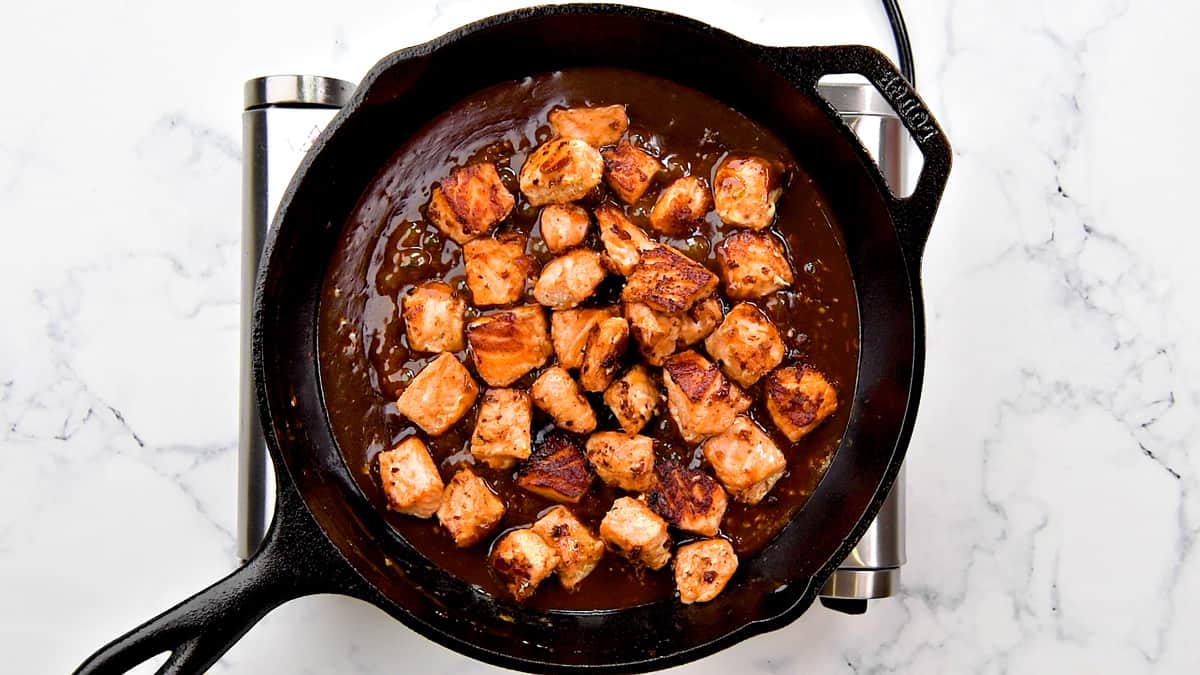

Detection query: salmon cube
xmin=579 ymin=317 xmax=630 ymax=392
xmin=539 ymin=204 xmax=590 ymax=253
xmin=377 ymin=437 xmax=444 ymax=518
xmin=621 ymin=245 xmax=719 ymax=314
xmin=624 ymin=302 xmax=682 ymax=366
xmin=530 ymin=366 xmax=597 ymax=433
xmin=516 ymin=433 xmax=594 ymax=503
xmin=645 ymin=464 xmax=727 ymax=537
xmin=674 ymin=538 xmax=738 ymax=604
xmin=662 ymin=350 xmax=751 ymax=444
xmin=599 ymin=496 xmax=672 ymax=570
xmin=704 ymin=303 xmax=785 ymax=387
xmin=764 ymin=366 xmax=839 ymax=442
xmin=395 ymin=352 xmax=479 ymax=436
xmin=603 ymin=364 xmax=661 ymax=434
xmin=595 ymin=204 xmax=656 ymax=276
xmin=678 ymin=295 xmax=723 ymax=347
xmin=549 ymin=105 xmax=629 ymax=147
xmin=490 ymin=528 xmax=561 ymax=602
xmin=625 ymin=295 xmax=719 ymax=365
xmin=470 ymin=388 xmax=533 ymax=469
xmin=585 ymin=431 xmax=656 ymax=492
xmin=602 ymin=140 xmax=663 ymax=204
xmin=464 ymin=234 xmax=533 ymax=307
xmin=401 ymin=282 xmax=466 ymax=353
xmin=701 ymin=416 xmax=786 ymax=504
xmin=436 ymin=468 xmax=506 ymax=547
xmin=551 ymin=306 xmax=619 ymax=370
xmin=649 ymin=176 xmax=712 ymax=235
xmin=533 ymin=249 xmax=608 ymax=309
xmin=715 ymin=230 xmax=794 ymax=300
xmin=467 ymin=306 xmax=552 ymax=387
xmin=531 ymin=506 xmax=606 ymax=590
xmin=427 ymin=162 xmax=515 ymax=244
xmin=712 ymin=154 xmax=784 ymax=230
xmin=519 ymin=138 xmax=605 ymax=206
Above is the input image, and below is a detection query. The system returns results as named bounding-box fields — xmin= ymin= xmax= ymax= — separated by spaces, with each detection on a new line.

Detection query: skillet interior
xmin=318 ymin=65 xmax=863 ymax=610
xmin=257 ymin=5 xmax=918 ymax=670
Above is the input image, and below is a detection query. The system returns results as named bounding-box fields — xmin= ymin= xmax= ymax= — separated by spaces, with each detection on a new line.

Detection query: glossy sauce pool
xmin=317 ymin=68 xmax=860 ymax=610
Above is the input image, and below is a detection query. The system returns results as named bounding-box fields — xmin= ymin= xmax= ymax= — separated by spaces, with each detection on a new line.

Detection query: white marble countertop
xmin=3 ymin=0 xmax=1199 ymax=672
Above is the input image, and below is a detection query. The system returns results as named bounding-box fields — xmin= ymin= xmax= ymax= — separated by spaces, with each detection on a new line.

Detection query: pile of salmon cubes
xmin=377 ymin=104 xmax=838 ymax=604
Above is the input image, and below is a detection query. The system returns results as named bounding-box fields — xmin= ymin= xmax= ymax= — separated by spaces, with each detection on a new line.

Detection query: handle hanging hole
xmin=119 ymin=650 xmax=170 ymax=675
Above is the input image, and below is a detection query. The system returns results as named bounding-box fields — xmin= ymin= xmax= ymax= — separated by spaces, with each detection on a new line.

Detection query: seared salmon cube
xmin=530 ymin=366 xmax=597 ymax=433
xmin=579 ymin=317 xmax=629 ymax=392
xmin=645 ymin=463 xmax=727 ymax=537
xmin=599 ymin=496 xmax=672 ymax=570
xmin=395 ymin=352 xmax=479 ymax=436
xmin=539 ymin=204 xmax=590 ymax=253
xmin=436 ymin=468 xmax=506 ymax=547
xmin=548 ymin=105 xmax=629 ymax=147
xmin=551 ymin=306 xmax=619 ymax=370
xmin=626 ymin=296 xmax=720 ymax=366
xmin=464 ymin=234 xmax=534 ymax=307
xmin=519 ymin=138 xmax=605 ymax=207
xmin=377 ymin=437 xmax=444 ymax=518
xmin=585 ymin=431 xmax=656 ymax=492
xmin=602 ymin=140 xmax=662 ymax=204
xmin=533 ymin=249 xmax=608 ymax=309
xmin=467 ymin=306 xmax=552 ymax=387
xmin=649 ymin=176 xmax=712 ymax=235
xmin=595 ymin=204 xmax=656 ymax=276
xmin=662 ymin=350 xmax=751 ymax=444
xmin=516 ymin=433 xmax=594 ymax=503
xmin=401 ymin=282 xmax=466 ymax=353
xmin=427 ymin=162 xmax=515 ymax=244
xmin=625 ymin=302 xmax=682 ymax=366
xmin=704 ymin=302 xmax=785 ymax=387
xmin=490 ymin=528 xmax=561 ymax=602
xmin=531 ymin=506 xmax=606 ymax=590
xmin=712 ymin=154 xmax=784 ymax=230
xmin=674 ymin=538 xmax=738 ymax=604
xmin=678 ymin=295 xmax=723 ymax=347
xmin=621 ymin=245 xmax=719 ymax=314
xmin=765 ymin=366 xmax=839 ymax=442
xmin=701 ymin=415 xmax=786 ymax=504
xmin=715 ymin=230 xmax=794 ymax=300
xmin=603 ymin=364 xmax=660 ymax=434
xmin=470 ymin=388 xmax=532 ymax=469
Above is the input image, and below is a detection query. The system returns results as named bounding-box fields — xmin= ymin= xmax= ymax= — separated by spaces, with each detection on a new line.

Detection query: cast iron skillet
xmin=77 ymin=4 xmax=950 ymax=673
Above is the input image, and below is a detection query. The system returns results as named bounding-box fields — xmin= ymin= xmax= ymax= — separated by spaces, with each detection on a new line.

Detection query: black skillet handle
xmin=75 ymin=479 xmax=369 ymax=675
xmin=770 ymin=45 xmax=953 ymax=273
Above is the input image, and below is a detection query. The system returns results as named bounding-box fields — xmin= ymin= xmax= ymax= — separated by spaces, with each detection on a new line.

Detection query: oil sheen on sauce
xmin=317 ymin=68 xmax=860 ymax=611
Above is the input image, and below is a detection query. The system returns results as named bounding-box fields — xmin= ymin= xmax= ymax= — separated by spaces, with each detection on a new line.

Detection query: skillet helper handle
xmin=75 ymin=481 xmax=364 ymax=675
xmin=772 ymin=45 xmax=952 ymax=271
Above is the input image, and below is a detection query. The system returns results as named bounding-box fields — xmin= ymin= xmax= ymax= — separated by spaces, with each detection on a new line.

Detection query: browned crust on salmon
xmin=621 ymin=246 xmax=719 ymax=313
xmin=645 ymin=463 xmax=728 ymax=537
xmin=516 ymin=434 xmax=595 ymax=503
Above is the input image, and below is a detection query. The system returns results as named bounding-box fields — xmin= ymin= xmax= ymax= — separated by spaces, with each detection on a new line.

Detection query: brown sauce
xmin=317 ymin=68 xmax=859 ymax=610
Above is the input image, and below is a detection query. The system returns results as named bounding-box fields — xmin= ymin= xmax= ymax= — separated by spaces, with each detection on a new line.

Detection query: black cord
xmin=880 ymin=0 xmax=915 ymax=86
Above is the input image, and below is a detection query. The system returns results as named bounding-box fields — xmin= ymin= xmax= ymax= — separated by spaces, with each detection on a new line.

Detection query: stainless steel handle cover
xmin=816 ymin=81 xmax=908 ymax=607
xmin=239 ymin=75 xmax=355 ymax=560
xmin=244 ymin=74 xmax=356 ymax=109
